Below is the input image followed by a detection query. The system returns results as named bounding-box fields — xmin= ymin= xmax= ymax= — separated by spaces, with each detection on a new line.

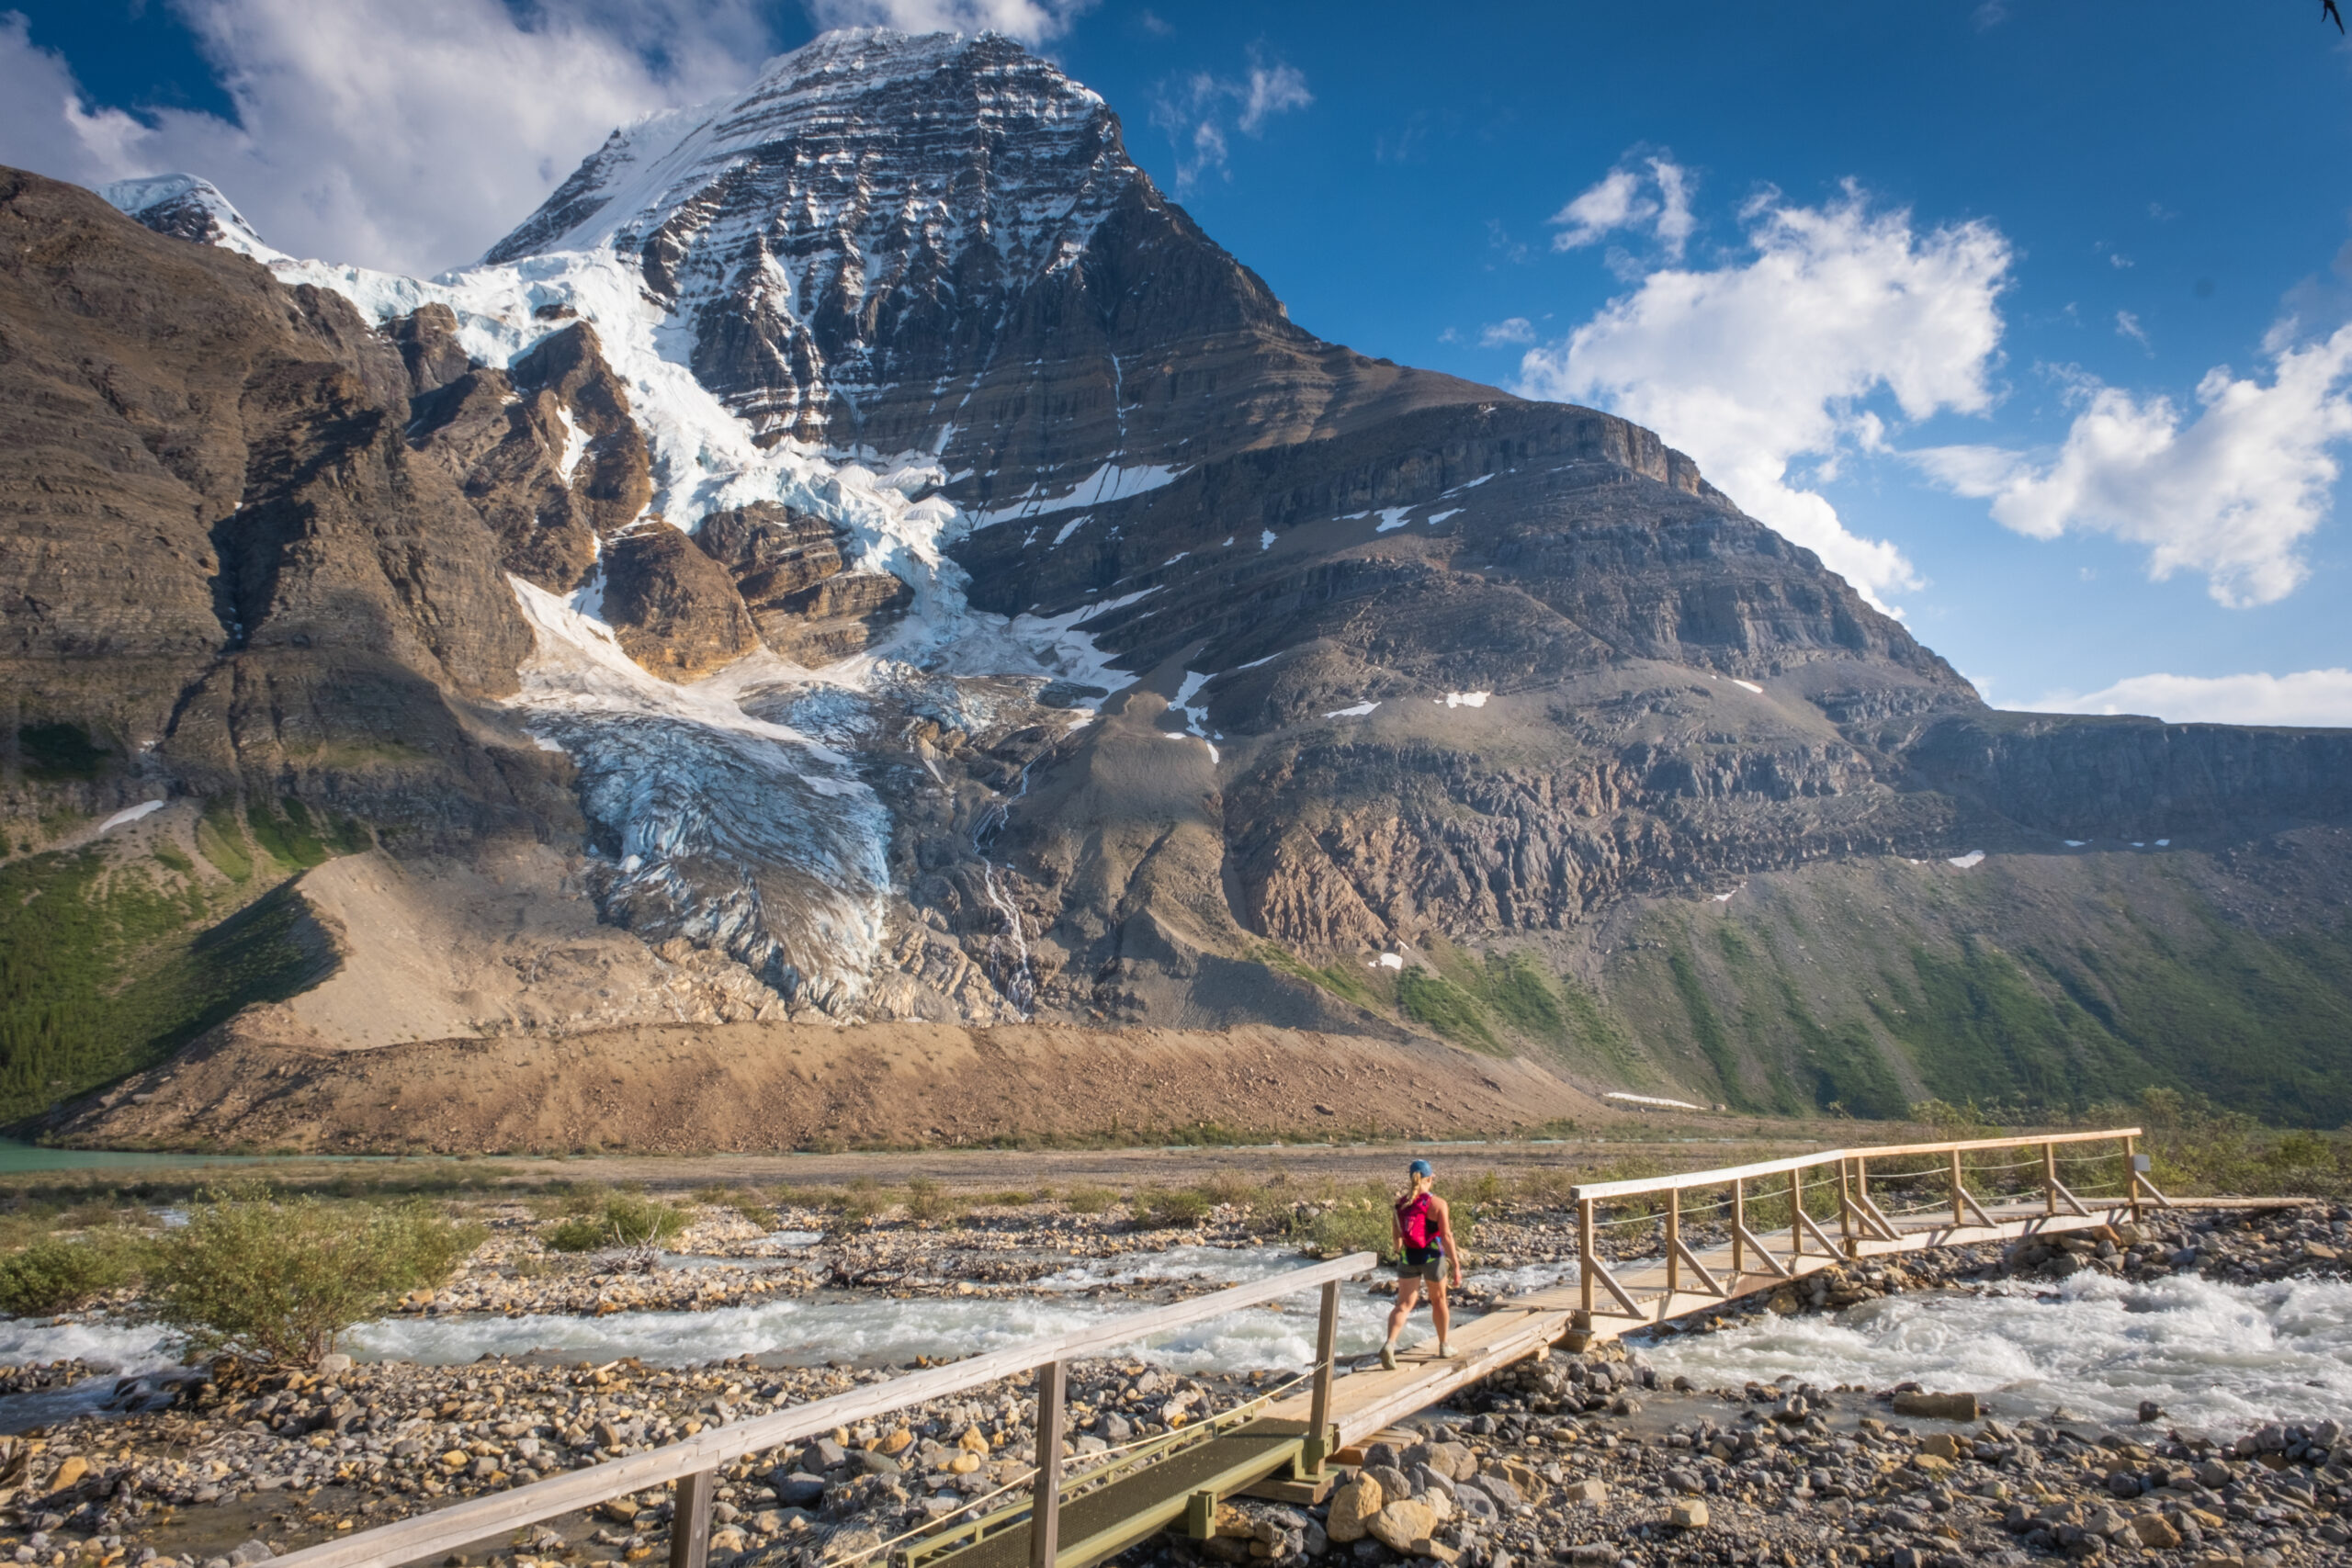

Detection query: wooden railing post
xmin=1949 ymin=1148 xmax=1964 ymax=1227
xmin=1788 ymin=1168 xmax=1804 ymax=1260
xmin=1306 ymin=1280 xmax=1340 ymax=1473
xmin=1837 ymin=1159 xmax=1857 ymax=1258
xmin=1577 ymin=1200 xmax=1596 ymax=1314
xmin=2042 ymin=1141 xmax=2058 ymax=1217
xmin=2125 ymin=1135 xmax=2143 ymax=1223
xmin=1664 ymin=1188 xmax=1681 ymax=1314
xmin=1031 ymin=1360 xmax=1067 ymax=1568
xmin=1730 ymin=1179 xmax=1745 ymax=1276
xmin=669 ymin=1470 xmax=713 ymax=1568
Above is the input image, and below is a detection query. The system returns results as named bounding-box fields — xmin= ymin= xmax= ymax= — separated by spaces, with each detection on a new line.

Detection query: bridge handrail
xmin=1565 ymin=1125 xmax=2162 ymax=1325
xmin=275 ymin=1251 xmax=1378 ymax=1568
xmin=1567 ymin=1126 xmax=2144 ymax=1201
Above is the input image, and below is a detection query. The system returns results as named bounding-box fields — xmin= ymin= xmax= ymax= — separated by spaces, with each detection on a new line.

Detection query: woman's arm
xmin=1434 ymin=1196 xmax=1464 ymax=1284
xmin=1391 ymin=1196 xmax=1404 ymax=1250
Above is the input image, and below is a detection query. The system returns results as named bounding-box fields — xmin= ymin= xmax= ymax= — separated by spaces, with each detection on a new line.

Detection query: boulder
xmin=1668 ymin=1499 xmax=1710 ymax=1529
xmin=1428 ymin=1439 xmax=1476 ymax=1479
xmin=1892 ymin=1391 xmax=1982 ymax=1422
xmin=1325 ymin=1478 xmax=1383 ymax=1543
xmin=1366 ymin=1498 xmax=1436 ymax=1553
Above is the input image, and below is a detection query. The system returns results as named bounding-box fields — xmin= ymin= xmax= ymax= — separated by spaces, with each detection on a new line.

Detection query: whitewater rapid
xmin=1638 ymin=1270 xmax=2352 ymax=1431
xmin=7 ymin=1250 xmax=2350 ymax=1438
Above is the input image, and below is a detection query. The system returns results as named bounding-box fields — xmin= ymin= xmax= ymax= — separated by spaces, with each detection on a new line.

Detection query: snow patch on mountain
xmin=100 ymin=174 xmax=281 ymax=261
xmin=973 ymin=461 xmax=1183 ymax=526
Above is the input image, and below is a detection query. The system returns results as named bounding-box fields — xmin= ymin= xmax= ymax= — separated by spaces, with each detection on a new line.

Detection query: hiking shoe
xmin=1436 ymin=1341 xmax=1455 ymax=1359
xmin=1379 ymin=1341 xmax=1397 ymax=1371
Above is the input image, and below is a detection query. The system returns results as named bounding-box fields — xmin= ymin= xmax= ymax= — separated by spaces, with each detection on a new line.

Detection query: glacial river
xmin=2 ymin=1248 xmax=2347 ymax=1437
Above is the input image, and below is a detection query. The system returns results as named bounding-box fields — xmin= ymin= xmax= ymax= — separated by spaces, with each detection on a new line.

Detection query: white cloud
xmin=2116 ymin=310 xmax=2151 ymax=350
xmin=2028 ymin=669 xmax=2352 ymax=728
xmin=1549 ymin=153 xmax=1694 ymax=262
xmin=1150 ymin=48 xmax=1310 ymax=190
xmin=1549 ymin=167 xmax=1645 ymax=249
xmin=0 ymin=0 xmax=778 ymax=276
xmin=1237 ymin=60 xmax=1310 ymax=134
xmin=1518 ymin=183 xmax=2013 ymax=611
xmin=1478 ymin=317 xmax=1534 ymax=346
xmin=807 ymin=0 xmax=1095 ymax=39
xmin=1915 ymin=324 xmax=2352 ymax=608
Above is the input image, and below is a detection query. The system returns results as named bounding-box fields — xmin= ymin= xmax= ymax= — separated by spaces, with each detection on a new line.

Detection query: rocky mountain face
xmin=481 ymin=29 xmax=1490 ymax=502
xmin=5 ymin=28 xmax=2350 ymax=1142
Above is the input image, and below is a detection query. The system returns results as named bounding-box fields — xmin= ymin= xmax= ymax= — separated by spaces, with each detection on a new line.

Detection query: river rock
xmin=1325 ymin=1478 xmax=1382 ymax=1542
xmin=1668 ymin=1499 xmax=1710 ymax=1529
xmin=1428 ymin=1439 xmax=1476 ymax=1479
xmin=1893 ymin=1390 xmax=1982 ymax=1421
xmin=1367 ymin=1498 xmax=1436 ymax=1552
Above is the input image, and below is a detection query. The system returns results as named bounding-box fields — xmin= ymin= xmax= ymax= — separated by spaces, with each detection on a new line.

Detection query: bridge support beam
xmin=1306 ymin=1281 xmax=1339 ymax=1474
xmin=1032 ymin=1360 xmax=1067 ymax=1568
xmin=669 ymin=1470 xmax=713 ymax=1568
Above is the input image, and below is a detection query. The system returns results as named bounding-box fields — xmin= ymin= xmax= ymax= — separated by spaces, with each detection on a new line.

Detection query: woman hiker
xmin=1379 ymin=1157 xmax=1463 ymax=1369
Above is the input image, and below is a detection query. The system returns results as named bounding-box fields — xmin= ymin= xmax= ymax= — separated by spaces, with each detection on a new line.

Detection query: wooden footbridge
xmin=282 ymin=1126 xmax=2231 ymax=1568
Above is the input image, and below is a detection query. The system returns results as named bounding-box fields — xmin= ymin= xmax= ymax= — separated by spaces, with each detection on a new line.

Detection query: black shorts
xmin=1395 ymin=1246 xmax=1445 ymax=1282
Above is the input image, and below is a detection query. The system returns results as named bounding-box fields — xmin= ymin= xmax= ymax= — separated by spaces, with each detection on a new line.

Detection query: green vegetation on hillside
xmin=0 ymin=809 xmax=351 ymax=1124
xmin=1595 ymin=859 xmax=2352 ymax=1131
xmin=1665 ymin=938 xmax=1752 ymax=1111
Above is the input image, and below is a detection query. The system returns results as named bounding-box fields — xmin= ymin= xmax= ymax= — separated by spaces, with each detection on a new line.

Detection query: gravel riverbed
xmin=0 ymin=1199 xmax=2342 ymax=1568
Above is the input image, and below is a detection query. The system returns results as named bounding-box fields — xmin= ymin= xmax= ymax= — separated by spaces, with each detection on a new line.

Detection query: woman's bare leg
xmin=1430 ymin=1279 xmax=1451 ymax=1352
xmin=1385 ymin=1278 xmax=1423 ymax=1347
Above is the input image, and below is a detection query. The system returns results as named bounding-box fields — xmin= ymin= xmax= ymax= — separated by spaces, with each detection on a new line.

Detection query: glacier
xmin=97 ymin=29 xmax=1164 ymax=1020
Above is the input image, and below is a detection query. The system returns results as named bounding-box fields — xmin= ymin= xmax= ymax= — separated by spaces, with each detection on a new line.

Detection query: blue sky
xmin=5 ymin=1 xmax=2350 ymax=723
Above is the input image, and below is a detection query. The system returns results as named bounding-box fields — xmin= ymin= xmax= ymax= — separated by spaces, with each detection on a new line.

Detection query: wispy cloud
xmin=807 ymin=0 xmax=1096 ymax=40
xmin=1519 ymin=183 xmax=2013 ymax=611
xmin=1914 ymin=324 xmax=2352 ymax=608
xmin=2025 ymin=668 xmax=2352 ymax=728
xmin=1150 ymin=46 xmax=1311 ymax=190
xmin=2116 ymin=310 xmax=2152 ymax=350
xmin=1478 ymin=317 xmax=1534 ymax=346
xmin=1549 ymin=152 xmax=1694 ymax=263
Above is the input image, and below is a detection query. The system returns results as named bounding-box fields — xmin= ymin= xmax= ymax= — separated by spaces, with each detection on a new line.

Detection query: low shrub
xmin=1295 ymin=1198 xmax=1392 ymax=1260
xmin=540 ymin=1191 xmax=685 ymax=1252
xmin=0 ymin=1233 xmax=146 ymax=1315
xmin=151 ymin=1185 xmax=484 ymax=1365
xmin=1061 ymin=1185 xmax=1116 ymax=1215
xmin=904 ymin=1177 xmax=962 ymax=1224
xmin=838 ymin=1179 xmax=889 ymax=1224
xmin=1138 ymin=1187 xmax=1210 ymax=1228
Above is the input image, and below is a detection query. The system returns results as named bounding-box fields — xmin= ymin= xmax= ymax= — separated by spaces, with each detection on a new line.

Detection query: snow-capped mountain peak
xmin=98 ymin=173 xmax=281 ymax=263
xmin=482 ymin=29 xmax=1138 ymax=449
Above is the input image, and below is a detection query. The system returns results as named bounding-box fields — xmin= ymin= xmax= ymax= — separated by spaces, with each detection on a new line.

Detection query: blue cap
xmin=1408 ymin=1158 xmax=1434 ymax=1178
